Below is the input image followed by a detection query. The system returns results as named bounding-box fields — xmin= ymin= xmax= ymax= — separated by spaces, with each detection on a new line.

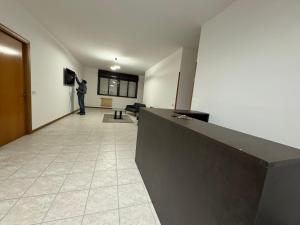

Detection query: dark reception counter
xmin=135 ymin=108 xmax=300 ymax=225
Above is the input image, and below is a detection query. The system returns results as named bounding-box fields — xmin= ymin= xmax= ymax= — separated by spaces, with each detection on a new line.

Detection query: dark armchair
xmin=125 ymin=103 xmax=146 ymax=116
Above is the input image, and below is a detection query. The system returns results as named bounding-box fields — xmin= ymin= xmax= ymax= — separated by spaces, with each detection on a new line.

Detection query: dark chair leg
xmin=114 ymin=111 xmax=117 ymax=119
xmin=120 ymin=111 xmax=123 ymax=119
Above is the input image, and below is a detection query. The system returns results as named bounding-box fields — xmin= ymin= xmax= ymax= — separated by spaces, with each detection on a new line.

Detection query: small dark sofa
xmin=125 ymin=103 xmax=146 ymax=116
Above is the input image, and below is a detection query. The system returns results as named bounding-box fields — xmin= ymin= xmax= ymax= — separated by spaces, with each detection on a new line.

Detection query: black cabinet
xmin=136 ymin=108 xmax=300 ymax=225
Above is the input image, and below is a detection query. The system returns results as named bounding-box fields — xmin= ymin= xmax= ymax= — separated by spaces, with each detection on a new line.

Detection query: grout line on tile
xmin=0 ymin=152 xmax=59 ymax=223
xmin=40 ymin=163 xmax=70 ymax=223
xmin=80 ymin=142 xmax=99 ymax=225
xmin=114 ymin=132 xmax=122 ymax=225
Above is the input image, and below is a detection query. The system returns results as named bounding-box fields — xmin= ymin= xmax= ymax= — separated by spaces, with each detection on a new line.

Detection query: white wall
xmin=176 ymin=48 xmax=198 ymax=110
xmin=143 ymin=48 xmax=182 ymax=109
xmin=83 ymin=67 xmax=144 ymax=109
xmin=0 ymin=0 xmax=82 ymax=129
xmin=192 ymin=0 xmax=300 ymax=148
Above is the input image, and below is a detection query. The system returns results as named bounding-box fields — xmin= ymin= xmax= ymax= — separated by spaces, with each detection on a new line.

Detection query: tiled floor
xmin=0 ymin=109 xmax=161 ymax=225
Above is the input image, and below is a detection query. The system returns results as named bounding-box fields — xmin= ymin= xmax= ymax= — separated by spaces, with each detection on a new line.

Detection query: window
xmin=109 ymin=79 xmax=118 ymax=96
xmin=128 ymin=81 xmax=137 ymax=98
xmin=119 ymin=80 xmax=128 ymax=97
xmin=99 ymin=77 xmax=109 ymax=95
xmin=97 ymin=70 xmax=139 ymax=98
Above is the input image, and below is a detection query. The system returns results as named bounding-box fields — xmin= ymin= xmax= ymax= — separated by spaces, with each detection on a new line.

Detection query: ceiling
xmin=17 ymin=0 xmax=234 ymax=75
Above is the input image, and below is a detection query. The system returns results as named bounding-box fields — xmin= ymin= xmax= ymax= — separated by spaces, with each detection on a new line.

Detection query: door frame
xmin=0 ymin=23 xmax=32 ymax=133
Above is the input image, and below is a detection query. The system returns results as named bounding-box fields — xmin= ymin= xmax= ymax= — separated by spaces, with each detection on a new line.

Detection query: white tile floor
xmin=0 ymin=109 xmax=161 ymax=225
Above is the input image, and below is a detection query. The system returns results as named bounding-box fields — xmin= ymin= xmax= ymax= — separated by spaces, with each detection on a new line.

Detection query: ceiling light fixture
xmin=110 ymin=57 xmax=121 ymax=71
xmin=110 ymin=65 xmax=121 ymax=71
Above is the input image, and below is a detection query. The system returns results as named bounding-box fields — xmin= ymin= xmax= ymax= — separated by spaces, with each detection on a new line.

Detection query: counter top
xmin=142 ymin=108 xmax=300 ymax=166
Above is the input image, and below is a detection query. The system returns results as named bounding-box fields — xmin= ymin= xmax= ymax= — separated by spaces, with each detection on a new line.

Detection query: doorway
xmin=0 ymin=24 xmax=31 ymax=147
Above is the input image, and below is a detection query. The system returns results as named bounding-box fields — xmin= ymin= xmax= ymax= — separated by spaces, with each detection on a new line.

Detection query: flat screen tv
xmin=64 ymin=68 xmax=75 ymax=86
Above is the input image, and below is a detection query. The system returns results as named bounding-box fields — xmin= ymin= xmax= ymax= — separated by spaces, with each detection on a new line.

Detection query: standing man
xmin=75 ymin=75 xmax=87 ymax=115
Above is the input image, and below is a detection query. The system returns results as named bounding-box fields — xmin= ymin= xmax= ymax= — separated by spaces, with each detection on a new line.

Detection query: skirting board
xmin=31 ymin=109 xmax=79 ymax=133
xmin=86 ymin=106 xmax=112 ymax=109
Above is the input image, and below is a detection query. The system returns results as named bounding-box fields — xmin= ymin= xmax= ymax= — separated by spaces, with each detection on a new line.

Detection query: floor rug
xmin=102 ymin=114 xmax=134 ymax=123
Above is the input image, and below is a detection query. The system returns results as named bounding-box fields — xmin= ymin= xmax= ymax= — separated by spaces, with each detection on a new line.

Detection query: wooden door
xmin=0 ymin=30 xmax=26 ymax=146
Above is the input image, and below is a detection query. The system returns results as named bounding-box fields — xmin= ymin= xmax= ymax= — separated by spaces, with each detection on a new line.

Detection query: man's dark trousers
xmin=78 ymin=94 xmax=85 ymax=115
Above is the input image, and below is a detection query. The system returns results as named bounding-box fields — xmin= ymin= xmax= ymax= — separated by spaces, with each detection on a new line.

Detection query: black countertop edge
xmin=141 ymin=108 xmax=300 ymax=165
